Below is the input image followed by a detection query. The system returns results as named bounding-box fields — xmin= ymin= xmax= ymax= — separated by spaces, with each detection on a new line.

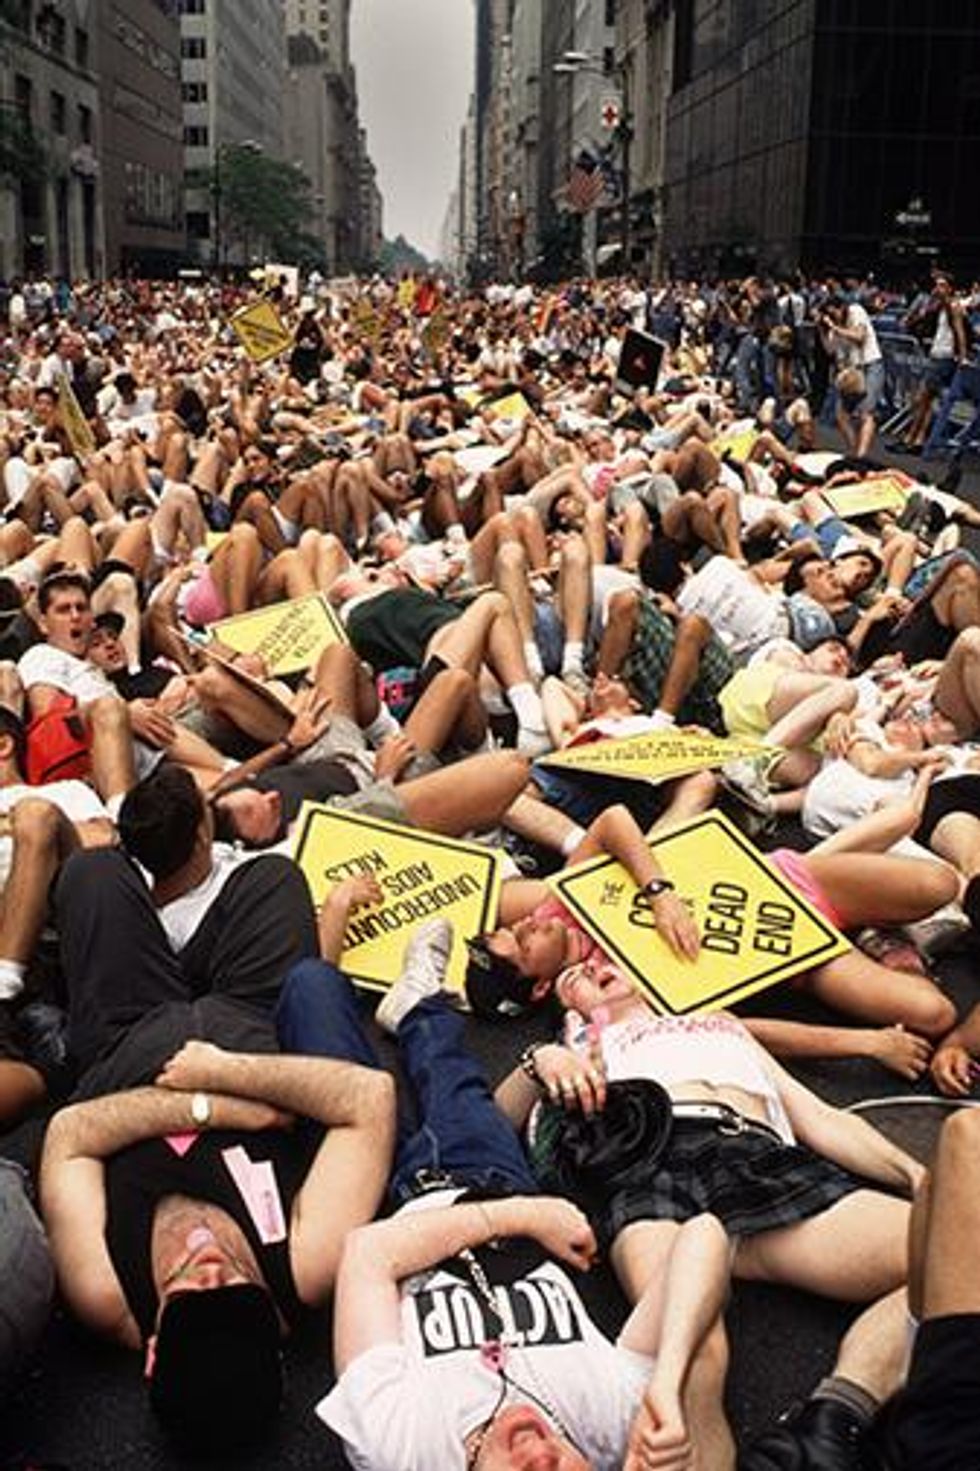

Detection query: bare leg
xmin=84 ymin=695 xmax=136 ymax=801
xmin=933 ymin=627 xmax=980 ymax=737
xmin=397 ymin=751 xmax=530 ymax=835
xmin=803 ymin=850 xmax=959 ymax=929
xmin=210 ymin=522 xmax=263 ymax=615
xmin=802 ymin=949 xmax=956 ymax=1037
xmin=403 ymin=667 xmax=487 ymax=752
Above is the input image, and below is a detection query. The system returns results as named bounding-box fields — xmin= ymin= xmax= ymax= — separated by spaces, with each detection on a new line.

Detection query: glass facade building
xmin=663 ymin=0 xmax=980 ymax=280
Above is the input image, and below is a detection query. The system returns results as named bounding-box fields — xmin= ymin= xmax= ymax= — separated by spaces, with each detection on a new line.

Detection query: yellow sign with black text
xmin=56 ymin=372 xmax=96 ymax=461
xmin=207 ymin=593 xmax=346 ymax=676
xmin=548 ymin=810 xmax=849 ymax=1014
xmin=824 ymin=475 xmax=910 ymax=519
xmin=540 ymin=731 xmax=775 ymax=785
xmin=229 ymin=298 xmax=294 ymax=363
xmin=482 ymin=391 xmax=533 ymax=424
xmin=292 ymin=806 xmax=502 ymax=994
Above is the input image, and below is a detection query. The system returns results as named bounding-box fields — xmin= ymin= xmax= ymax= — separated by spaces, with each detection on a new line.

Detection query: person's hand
xmin=156 ymin=1039 xmax=229 ymax=1092
xmin=931 ymin=1043 xmax=976 ymax=1098
xmin=624 ymin=1380 xmax=693 ymax=1470
xmin=532 ymin=1040 xmax=606 ymax=1116
xmin=525 ymin=1197 xmax=597 ymax=1271
xmin=374 ymin=731 xmax=417 ymax=782
xmin=129 ymin=698 xmax=176 ymax=748
xmin=824 ymin=710 xmax=856 ymax=758
xmin=324 ymin=874 xmax=383 ymax=914
xmin=285 ymin=686 xmax=331 ymax=751
xmin=866 ymin=1025 xmax=932 ymax=1082
xmin=651 ymin=891 xmax=700 ymax=961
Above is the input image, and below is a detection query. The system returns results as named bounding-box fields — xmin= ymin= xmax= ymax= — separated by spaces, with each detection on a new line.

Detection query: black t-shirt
xmin=105 ymin=1127 xmax=320 ymax=1338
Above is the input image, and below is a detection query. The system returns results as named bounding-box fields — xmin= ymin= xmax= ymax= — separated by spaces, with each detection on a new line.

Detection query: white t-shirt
xmin=0 ymin=778 xmax=107 ymax=824
xmin=318 ymin=1244 xmax=651 ymax=1471
xmin=677 ymin=557 xmax=786 ymax=659
xmin=18 ymin=643 xmax=117 ymax=705
xmin=155 ymin=843 xmax=261 ymax=951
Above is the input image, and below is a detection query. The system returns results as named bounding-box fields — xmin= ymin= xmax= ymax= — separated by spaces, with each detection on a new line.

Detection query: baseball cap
xmin=464 ymin=937 xmax=536 ymax=1019
xmin=92 ymin=610 xmax=125 ymax=637
xmin=831 ymin=539 xmax=883 ymax=577
xmin=149 ymin=1283 xmax=283 ymax=1451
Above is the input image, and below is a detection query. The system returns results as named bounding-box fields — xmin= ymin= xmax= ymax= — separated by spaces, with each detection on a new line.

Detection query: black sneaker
xmin=738 ymin=1398 xmax=876 ymax=1470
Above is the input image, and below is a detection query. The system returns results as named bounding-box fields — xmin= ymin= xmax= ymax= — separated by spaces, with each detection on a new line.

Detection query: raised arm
xmin=155 ymin=1041 xmax=396 ymax=1305
xmin=333 ymin=1194 xmax=595 ymax=1373
xmin=39 ymin=1085 xmax=284 ymax=1348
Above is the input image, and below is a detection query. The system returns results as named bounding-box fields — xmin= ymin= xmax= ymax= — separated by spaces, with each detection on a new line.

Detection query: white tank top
xmin=600 ymin=1011 xmax=795 ymax=1143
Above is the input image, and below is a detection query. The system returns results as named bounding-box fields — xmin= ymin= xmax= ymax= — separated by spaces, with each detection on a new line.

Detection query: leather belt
xmin=671 ymin=1100 xmax=783 ymax=1143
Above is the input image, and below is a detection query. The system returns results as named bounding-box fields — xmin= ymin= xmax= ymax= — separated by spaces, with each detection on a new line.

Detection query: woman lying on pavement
xmin=492 ymin=959 xmax=926 ymax=1470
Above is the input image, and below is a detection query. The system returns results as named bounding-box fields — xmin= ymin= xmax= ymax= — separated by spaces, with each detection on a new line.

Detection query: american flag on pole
xmin=566 ymin=149 xmax=607 ymax=213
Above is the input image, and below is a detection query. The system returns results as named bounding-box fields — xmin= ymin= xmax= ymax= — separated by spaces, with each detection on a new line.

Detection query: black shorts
xmin=875 ymin=1315 xmax=980 ymax=1471
xmin=600 ymin=1120 xmax=859 ymax=1247
xmin=914 ymin=774 xmax=980 ymax=848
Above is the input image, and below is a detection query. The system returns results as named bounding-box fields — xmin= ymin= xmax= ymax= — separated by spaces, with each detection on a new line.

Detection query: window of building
xmin=40 ymin=9 xmax=66 ymax=55
xmin=14 ymin=73 xmax=32 ymax=124
xmin=78 ymin=103 xmax=92 ymax=143
xmin=673 ymin=0 xmax=694 ymax=91
xmin=182 ymin=81 xmax=208 ymax=102
xmin=50 ymin=90 xmax=66 ymax=134
xmin=180 ymin=0 xmax=206 ymax=12
xmin=181 ymin=36 xmax=207 ymax=59
xmin=187 ymin=209 xmax=211 ymax=239
xmin=75 ymin=26 xmax=89 ymax=69
xmin=184 ymin=124 xmax=209 ymax=146
xmin=604 ymin=0 xmax=616 ymax=26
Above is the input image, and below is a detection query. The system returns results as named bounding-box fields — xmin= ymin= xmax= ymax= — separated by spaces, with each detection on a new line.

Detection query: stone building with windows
xmin=0 ymin=0 xmax=104 ymax=279
xmin=97 ymin=0 xmax=185 ymax=276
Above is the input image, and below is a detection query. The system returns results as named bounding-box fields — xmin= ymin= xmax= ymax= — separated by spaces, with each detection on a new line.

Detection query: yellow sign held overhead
xmin=292 ymin=806 xmax=502 ymax=994
xmin=711 ymin=427 xmax=758 ymax=463
xmin=548 ymin=810 xmax=849 ymax=1015
xmin=207 ymin=592 xmax=346 ymax=676
xmin=540 ymin=731 xmax=775 ymax=785
xmin=824 ymin=474 xmax=910 ymax=519
xmin=229 ymin=298 xmax=294 ymax=363
xmin=56 ymin=372 xmax=96 ymax=461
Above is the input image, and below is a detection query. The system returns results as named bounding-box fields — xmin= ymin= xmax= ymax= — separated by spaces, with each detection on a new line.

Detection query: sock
xmin=523 ymin=640 xmax=545 ymax=684
xmin=507 ymin=682 xmax=545 ymax=732
xmin=561 ymin=641 xmax=585 ymax=675
xmin=649 ymin=709 xmax=676 ymax=730
xmin=811 ymin=1376 xmax=878 ymax=1425
xmin=561 ymin=824 xmax=587 ymax=857
xmin=372 ymin=510 xmax=395 ymax=535
xmin=365 ymin=705 xmax=401 ymax=745
xmin=0 ymin=959 xmax=26 ymax=1002
xmin=106 ymin=792 xmax=125 ymax=823
xmin=446 ymin=523 xmax=468 ymax=546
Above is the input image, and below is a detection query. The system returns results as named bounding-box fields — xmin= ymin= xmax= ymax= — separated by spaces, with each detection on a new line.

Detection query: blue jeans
xmin=924 ymin=362 xmax=980 ymax=458
xmin=276 ymin=960 xmax=538 ymax=1202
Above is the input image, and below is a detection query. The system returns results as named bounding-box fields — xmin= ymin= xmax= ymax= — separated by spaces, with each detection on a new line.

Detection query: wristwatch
xmin=641 ymin=878 xmax=676 ymax=899
xmin=191 ymin=1091 xmax=212 ymax=1128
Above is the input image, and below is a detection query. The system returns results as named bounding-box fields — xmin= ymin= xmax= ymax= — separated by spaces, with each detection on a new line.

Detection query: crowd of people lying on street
xmin=1 ymin=269 xmax=979 ymax=1469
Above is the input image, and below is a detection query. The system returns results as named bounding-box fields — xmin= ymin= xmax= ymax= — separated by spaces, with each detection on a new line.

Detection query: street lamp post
xmin=553 ymin=49 xmax=633 ymax=273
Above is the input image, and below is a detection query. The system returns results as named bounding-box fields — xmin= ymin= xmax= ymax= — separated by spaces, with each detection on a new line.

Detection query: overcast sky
xmin=350 ymin=0 xmax=475 ymax=260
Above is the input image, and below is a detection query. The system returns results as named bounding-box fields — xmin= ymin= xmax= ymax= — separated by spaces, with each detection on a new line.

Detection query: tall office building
xmin=659 ymin=0 xmax=980 ymax=278
xmin=98 ymin=0 xmax=185 ymax=275
xmin=179 ymin=0 xmax=286 ymax=266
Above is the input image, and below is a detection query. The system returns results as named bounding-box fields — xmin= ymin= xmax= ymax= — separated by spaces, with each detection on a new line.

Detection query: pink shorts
xmin=183 ymin=568 xmax=227 ymax=628
xmin=767 ymin=847 xmax=847 ymax=931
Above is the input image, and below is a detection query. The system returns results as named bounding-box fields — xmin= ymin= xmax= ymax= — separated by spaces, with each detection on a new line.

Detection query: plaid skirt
xmin=622 ymin=597 xmax=734 ymax=734
xmin=600 ymin=1119 xmax=859 ymax=1246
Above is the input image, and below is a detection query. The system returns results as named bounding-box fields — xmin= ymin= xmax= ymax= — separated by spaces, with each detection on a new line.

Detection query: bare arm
xmin=569 ymin=805 xmax=700 ymax=961
xmin=334 ymin=1195 xmax=596 ymax=1373
xmin=768 ymin=1049 xmax=923 ymax=1193
xmin=39 ymin=1086 xmax=283 ymax=1348
xmin=155 ymin=1042 xmax=396 ymax=1305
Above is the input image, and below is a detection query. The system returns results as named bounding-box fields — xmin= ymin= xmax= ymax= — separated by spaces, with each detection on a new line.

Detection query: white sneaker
xmin=375 ymin=919 xmax=454 ymax=1034
xmin=720 ymin=756 xmax=774 ymax=816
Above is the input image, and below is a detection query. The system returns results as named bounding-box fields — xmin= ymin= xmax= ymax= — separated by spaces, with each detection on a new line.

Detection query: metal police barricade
xmin=877 ymin=332 xmax=927 ymax=437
